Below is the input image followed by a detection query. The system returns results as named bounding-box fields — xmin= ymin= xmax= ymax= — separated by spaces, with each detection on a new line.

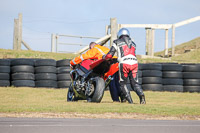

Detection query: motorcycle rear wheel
xmin=89 ymin=77 xmax=105 ymax=103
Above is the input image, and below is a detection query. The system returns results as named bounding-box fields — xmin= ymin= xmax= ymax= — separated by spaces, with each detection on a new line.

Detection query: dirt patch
xmin=0 ymin=112 xmax=199 ymax=120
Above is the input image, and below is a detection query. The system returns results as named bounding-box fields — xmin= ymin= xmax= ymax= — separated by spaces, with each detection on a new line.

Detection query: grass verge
xmin=0 ymin=49 xmax=77 ymax=60
xmin=0 ymin=87 xmax=200 ymax=120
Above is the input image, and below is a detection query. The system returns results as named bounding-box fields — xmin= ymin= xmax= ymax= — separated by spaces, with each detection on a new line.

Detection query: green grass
xmin=0 ymin=87 xmax=200 ymax=118
xmin=0 ymin=49 xmax=78 ymax=60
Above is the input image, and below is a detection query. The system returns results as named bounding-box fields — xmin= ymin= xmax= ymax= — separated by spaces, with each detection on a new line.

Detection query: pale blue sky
xmin=0 ymin=0 xmax=200 ymax=54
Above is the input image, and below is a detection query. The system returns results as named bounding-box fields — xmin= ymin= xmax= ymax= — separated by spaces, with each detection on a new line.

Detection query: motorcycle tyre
xmin=67 ymin=83 xmax=78 ymax=102
xmin=89 ymin=77 xmax=105 ymax=103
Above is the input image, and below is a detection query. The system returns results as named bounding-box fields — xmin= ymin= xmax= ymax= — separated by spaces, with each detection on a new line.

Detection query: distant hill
xmin=154 ymin=37 xmax=200 ymax=63
xmin=155 ymin=37 xmax=200 ymax=57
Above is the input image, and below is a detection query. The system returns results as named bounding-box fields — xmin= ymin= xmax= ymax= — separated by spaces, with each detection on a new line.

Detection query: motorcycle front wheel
xmin=67 ymin=83 xmax=77 ymax=102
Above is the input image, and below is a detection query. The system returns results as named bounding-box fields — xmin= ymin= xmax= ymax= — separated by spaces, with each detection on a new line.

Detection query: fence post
xmin=151 ymin=29 xmax=155 ymax=56
xmin=13 ymin=19 xmax=18 ymax=50
xmin=56 ymin=34 xmax=58 ymax=53
xmin=148 ymin=28 xmax=152 ymax=56
xmin=21 ymin=40 xmax=32 ymax=50
xmin=145 ymin=28 xmax=152 ymax=56
xmin=110 ymin=18 xmax=118 ymax=47
xmin=17 ymin=13 xmax=22 ymax=50
xmin=51 ymin=34 xmax=56 ymax=52
xmin=145 ymin=28 xmax=148 ymax=55
xmin=171 ymin=24 xmax=175 ymax=56
xmin=164 ymin=29 xmax=169 ymax=57
xmin=13 ymin=13 xmax=22 ymax=50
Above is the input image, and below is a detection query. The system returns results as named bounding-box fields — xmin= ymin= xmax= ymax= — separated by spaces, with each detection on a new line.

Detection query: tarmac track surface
xmin=0 ymin=117 xmax=200 ymax=133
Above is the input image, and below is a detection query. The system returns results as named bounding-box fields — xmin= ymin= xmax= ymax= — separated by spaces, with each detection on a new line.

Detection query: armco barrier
xmin=0 ymin=58 xmax=200 ymax=93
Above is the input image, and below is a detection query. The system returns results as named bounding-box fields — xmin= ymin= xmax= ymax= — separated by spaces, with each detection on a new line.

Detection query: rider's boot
xmin=140 ymin=95 xmax=146 ymax=104
xmin=120 ymin=92 xmax=126 ymax=103
xmin=134 ymin=85 xmax=146 ymax=104
xmin=120 ymin=82 xmax=133 ymax=104
xmin=126 ymin=94 xmax=133 ymax=104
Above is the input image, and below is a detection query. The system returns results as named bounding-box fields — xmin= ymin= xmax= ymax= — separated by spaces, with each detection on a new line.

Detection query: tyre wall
xmin=182 ymin=64 xmax=200 ymax=92
xmin=0 ymin=58 xmax=200 ymax=92
xmin=11 ymin=59 xmax=35 ymax=87
xmin=35 ymin=59 xmax=57 ymax=88
xmin=0 ymin=59 xmax=10 ymax=87
xmin=162 ymin=63 xmax=183 ymax=92
xmin=56 ymin=59 xmax=71 ymax=88
xmin=141 ymin=63 xmax=163 ymax=91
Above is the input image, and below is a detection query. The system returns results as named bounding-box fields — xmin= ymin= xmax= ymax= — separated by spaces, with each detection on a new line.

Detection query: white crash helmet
xmin=117 ymin=28 xmax=130 ymax=38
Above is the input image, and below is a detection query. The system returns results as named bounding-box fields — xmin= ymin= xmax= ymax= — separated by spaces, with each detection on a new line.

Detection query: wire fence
xmin=52 ymin=34 xmax=100 ymax=53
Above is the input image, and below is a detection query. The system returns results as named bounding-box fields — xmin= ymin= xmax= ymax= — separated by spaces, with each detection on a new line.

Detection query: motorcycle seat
xmin=80 ymin=65 xmax=89 ymax=74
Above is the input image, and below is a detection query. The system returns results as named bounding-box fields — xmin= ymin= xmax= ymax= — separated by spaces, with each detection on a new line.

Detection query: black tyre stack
xmin=11 ymin=59 xmax=35 ymax=87
xmin=162 ymin=63 xmax=183 ymax=92
xmin=56 ymin=59 xmax=71 ymax=88
xmin=138 ymin=63 xmax=143 ymax=85
xmin=0 ymin=59 xmax=10 ymax=87
xmin=142 ymin=63 xmax=163 ymax=91
xmin=35 ymin=59 xmax=57 ymax=88
xmin=183 ymin=64 xmax=200 ymax=92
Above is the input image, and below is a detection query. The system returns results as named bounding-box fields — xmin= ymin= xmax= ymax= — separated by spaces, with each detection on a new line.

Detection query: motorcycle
xmin=67 ymin=58 xmax=118 ymax=103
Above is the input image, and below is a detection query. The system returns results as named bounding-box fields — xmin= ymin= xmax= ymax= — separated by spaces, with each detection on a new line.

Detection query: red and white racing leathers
xmin=104 ymin=36 xmax=145 ymax=104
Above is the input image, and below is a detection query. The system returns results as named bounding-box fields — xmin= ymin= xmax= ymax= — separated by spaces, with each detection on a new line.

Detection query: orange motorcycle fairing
xmin=104 ymin=63 xmax=119 ymax=80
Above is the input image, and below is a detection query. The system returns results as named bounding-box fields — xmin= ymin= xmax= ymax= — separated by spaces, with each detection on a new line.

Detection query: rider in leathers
xmin=103 ymin=28 xmax=146 ymax=104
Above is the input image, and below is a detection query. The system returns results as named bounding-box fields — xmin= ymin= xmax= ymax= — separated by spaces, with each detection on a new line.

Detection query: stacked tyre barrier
xmin=0 ymin=59 xmax=10 ymax=87
xmin=162 ymin=63 xmax=183 ymax=92
xmin=141 ymin=63 xmax=163 ymax=91
xmin=35 ymin=59 xmax=57 ymax=88
xmin=1 ymin=58 xmax=200 ymax=93
xmin=182 ymin=64 xmax=200 ymax=92
xmin=138 ymin=64 xmax=143 ymax=85
xmin=56 ymin=59 xmax=71 ymax=88
xmin=11 ymin=59 xmax=35 ymax=87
